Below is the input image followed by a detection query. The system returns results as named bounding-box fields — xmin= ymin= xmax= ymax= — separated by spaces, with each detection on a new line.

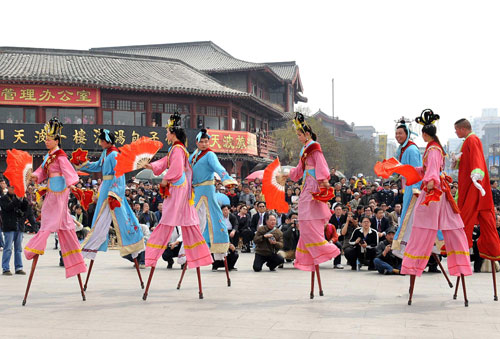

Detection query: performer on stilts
xmin=76 ymin=129 xmax=145 ymax=291
xmin=284 ymin=112 xmax=340 ymax=299
xmin=22 ymin=117 xmax=87 ymax=305
xmin=453 ymin=118 xmax=500 ymax=301
xmin=401 ymin=109 xmax=472 ymax=306
xmin=181 ymin=128 xmax=237 ymax=288
xmin=142 ymin=113 xmax=213 ymax=300
xmin=392 ymin=118 xmax=453 ymax=286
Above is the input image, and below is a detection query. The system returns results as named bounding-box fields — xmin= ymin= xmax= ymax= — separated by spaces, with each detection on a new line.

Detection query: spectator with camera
xmin=236 ymin=204 xmax=253 ymax=253
xmin=344 ymin=216 xmax=379 ymax=270
xmin=341 ymin=211 xmax=359 ymax=250
xmin=253 ymin=214 xmax=284 ymax=272
xmin=373 ymin=228 xmax=402 ymax=275
xmin=1 ymin=185 xmax=28 ymax=275
xmin=278 ymin=212 xmax=300 ymax=262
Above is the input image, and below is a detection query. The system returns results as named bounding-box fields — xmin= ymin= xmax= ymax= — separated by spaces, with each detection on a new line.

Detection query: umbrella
xmin=245 ymin=170 xmax=264 ymax=181
xmin=136 ymin=169 xmax=167 ymax=184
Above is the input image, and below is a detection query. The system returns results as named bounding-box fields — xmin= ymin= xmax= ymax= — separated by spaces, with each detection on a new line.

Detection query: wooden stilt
xmin=83 ymin=259 xmax=94 ymax=292
xmin=177 ymin=264 xmax=187 ymax=290
xmin=408 ymin=275 xmax=416 ymax=305
xmin=133 ymin=258 xmax=145 ymax=289
xmin=77 ymin=274 xmax=86 ymax=301
xmin=453 ymin=276 xmax=460 ymax=300
xmin=315 ymin=265 xmax=324 ymax=296
xmin=196 ymin=267 xmax=203 ymax=299
xmin=142 ymin=266 xmax=155 ymax=301
xmin=310 ymin=271 xmax=315 ymax=299
xmin=224 ymin=256 xmax=231 ymax=287
xmin=492 ymin=261 xmax=498 ymax=301
xmin=432 ymin=253 xmax=453 ymax=288
xmin=22 ymin=254 xmax=39 ymax=306
xmin=461 ymin=274 xmax=468 ymax=307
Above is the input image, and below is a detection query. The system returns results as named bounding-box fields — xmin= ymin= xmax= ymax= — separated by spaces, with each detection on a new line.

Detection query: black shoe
xmin=2 ymin=271 xmax=12 ymax=276
xmin=180 ymin=263 xmax=185 ymax=270
xmin=212 ymin=266 xmax=218 ymax=271
xmin=15 ymin=270 xmax=26 ymax=275
xmin=241 ymin=247 xmax=251 ymax=253
xmin=59 ymin=260 xmax=64 ymax=267
xmin=167 ymin=260 xmax=173 ymax=269
xmin=269 ymin=267 xmax=276 ymax=271
xmin=428 ymin=268 xmax=441 ymax=273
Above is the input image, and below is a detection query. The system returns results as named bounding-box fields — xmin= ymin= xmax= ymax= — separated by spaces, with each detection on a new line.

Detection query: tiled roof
xmin=92 ymin=41 xmax=274 ymax=73
xmin=266 ymin=61 xmax=298 ymax=81
xmin=0 ymin=47 xmax=249 ymax=98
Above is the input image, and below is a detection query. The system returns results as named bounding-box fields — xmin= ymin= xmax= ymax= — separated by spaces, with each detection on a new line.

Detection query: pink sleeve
xmin=162 ymin=147 xmax=184 ymax=183
xmin=150 ymin=156 xmax=169 ymax=176
xmin=288 ymin=160 xmax=303 ymax=182
xmin=32 ymin=165 xmax=47 ymax=184
xmin=59 ymin=156 xmax=79 ymax=186
xmin=311 ymin=151 xmax=330 ymax=181
xmin=422 ymin=149 xmax=441 ymax=185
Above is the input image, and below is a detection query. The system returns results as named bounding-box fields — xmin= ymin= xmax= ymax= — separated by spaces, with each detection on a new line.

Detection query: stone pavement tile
xmin=360 ymin=325 xmax=453 ymax=338
xmin=263 ymin=329 xmax=314 ymax=339
xmin=405 ymin=319 xmax=497 ymax=331
xmin=310 ymin=332 xmax=399 ymax=339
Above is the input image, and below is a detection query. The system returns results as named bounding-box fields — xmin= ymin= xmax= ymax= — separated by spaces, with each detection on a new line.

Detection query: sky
xmin=2 ymin=0 xmax=500 ymax=146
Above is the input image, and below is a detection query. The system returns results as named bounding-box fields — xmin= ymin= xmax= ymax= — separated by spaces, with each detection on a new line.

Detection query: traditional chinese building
xmin=312 ymin=109 xmax=357 ymax=140
xmin=0 ymin=43 xmax=306 ymax=177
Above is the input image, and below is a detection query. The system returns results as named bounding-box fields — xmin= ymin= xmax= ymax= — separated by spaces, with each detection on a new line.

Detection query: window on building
xmin=249 ymin=117 xmax=256 ymax=132
xmin=152 ymin=102 xmax=190 ymax=128
xmin=240 ymin=112 xmax=247 ymax=131
xmin=45 ymin=108 xmax=96 ymax=124
xmin=232 ymin=111 xmax=239 ymax=131
xmin=197 ymin=105 xmax=228 ymax=130
xmin=0 ymin=107 xmax=36 ymax=123
xmin=101 ymin=99 xmax=145 ymax=126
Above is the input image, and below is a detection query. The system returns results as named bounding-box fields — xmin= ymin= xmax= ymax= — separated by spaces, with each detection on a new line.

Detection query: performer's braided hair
xmin=415 ymin=109 xmax=445 ymax=152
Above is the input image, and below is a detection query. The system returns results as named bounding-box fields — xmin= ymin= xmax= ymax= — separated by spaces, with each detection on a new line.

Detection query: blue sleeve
xmin=407 ymin=146 xmax=423 ymax=189
xmin=207 ymin=152 xmax=233 ymax=183
xmin=80 ymin=152 xmax=104 ymax=173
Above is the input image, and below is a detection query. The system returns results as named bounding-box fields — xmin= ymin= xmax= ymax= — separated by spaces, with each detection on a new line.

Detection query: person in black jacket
xmin=344 ymin=216 xmax=379 ymax=270
xmin=373 ymin=228 xmax=402 ymax=274
xmin=1 ymin=185 xmax=28 ymax=275
xmin=212 ymin=205 xmax=239 ymax=270
xmin=236 ymin=204 xmax=253 ymax=252
xmin=370 ymin=207 xmax=391 ymax=241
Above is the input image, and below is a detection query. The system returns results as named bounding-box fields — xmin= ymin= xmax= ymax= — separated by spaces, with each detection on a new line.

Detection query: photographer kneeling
xmin=344 ymin=216 xmax=378 ymax=270
xmin=373 ymin=228 xmax=402 ymax=275
xmin=253 ymin=214 xmax=284 ymax=272
xmin=278 ymin=212 xmax=299 ymax=262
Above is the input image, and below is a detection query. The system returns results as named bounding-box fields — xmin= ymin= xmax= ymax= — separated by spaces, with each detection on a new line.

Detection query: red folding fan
xmin=374 ymin=157 xmax=422 ymax=185
xmin=262 ymin=158 xmax=289 ymax=213
xmin=71 ymin=187 xmax=94 ymax=211
xmin=70 ymin=148 xmax=88 ymax=166
xmin=114 ymin=137 xmax=163 ymax=178
xmin=4 ymin=149 xmax=33 ymax=198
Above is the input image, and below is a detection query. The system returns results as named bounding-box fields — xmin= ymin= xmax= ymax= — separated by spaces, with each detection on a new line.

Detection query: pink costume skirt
xmin=145 ymin=224 xmax=213 ymax=268
xmin=401 ymin=227 xmax=472 ymax=277
xmin=294 ymin=220 xmax=340 ymax=272
xmin=24 ymin=190 xmax=86 ymax=278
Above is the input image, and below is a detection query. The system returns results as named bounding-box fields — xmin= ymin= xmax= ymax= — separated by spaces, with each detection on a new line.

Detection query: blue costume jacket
xmin=189 ymin=149 xmax=236 ymax=253
xmin=80 ymin=148 xmax=144 ymax=257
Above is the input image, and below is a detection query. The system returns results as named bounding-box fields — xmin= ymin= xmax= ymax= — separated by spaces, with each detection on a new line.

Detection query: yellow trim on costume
xmin=479 ymin=252 xmax=500 ymax=260
xmin=24 ymin=247 xmax=44 ymax=255
xmin=103 ymin=175 xmax=114 ymax=180
xmin=193 ymin=180 xmax=215 ymax=187
xmin=296 ymin=247 xmax=310 ymax=254
xmin=403 ymin=252 xmax=429 ymax=260
xmin=62 ymin=249 xmax=82 ymax=258
xmin=447 ymin=250 xmax=470 ymax=256
xmin=146 ymin=243 xmax=167 ymax=250
xmin=305 ymin=240 xmax=328 ymax=248
xmin=184 ymin=240 xmax=207 ymax=250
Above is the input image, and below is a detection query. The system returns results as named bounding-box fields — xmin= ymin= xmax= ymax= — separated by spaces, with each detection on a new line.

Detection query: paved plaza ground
xmin=1 ymin=234 xmax=500 ymax=338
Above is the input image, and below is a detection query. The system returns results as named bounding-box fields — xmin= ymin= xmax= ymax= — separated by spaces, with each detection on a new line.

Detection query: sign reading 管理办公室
xmin=0 ymin=84 xmax=100 ymax=107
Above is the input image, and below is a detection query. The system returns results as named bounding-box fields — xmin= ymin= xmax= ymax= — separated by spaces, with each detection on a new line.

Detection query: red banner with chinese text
xmin=0 ymin=84 xmax=100 ymax=107
xmin=206 ymin=129 xmax=257 ymax=156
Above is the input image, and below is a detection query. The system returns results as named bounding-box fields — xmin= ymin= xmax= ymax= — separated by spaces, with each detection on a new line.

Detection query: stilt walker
xmin=284 ymin=112 xmax=340 ymax=299
xmin=188 ymin=128 xmax=237 ymax=288
xmin=142 ymin=113 xmax=213 ymax=300
xmin=401 ymin=109 xmax=472 ymax=307
xmin=74 ymin=129 xmax=145 ymax=291
xmin=383 ymin=117 xmax=452 ymax=287
xmin=453 ymin=118 xmax=500 ymax=301
xmin=22 ymin=118 xmax=87 ymax=305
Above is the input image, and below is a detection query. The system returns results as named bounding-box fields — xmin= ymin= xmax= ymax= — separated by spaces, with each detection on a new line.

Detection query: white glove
xmin=471 ymin=172 xmax=486 ymax=196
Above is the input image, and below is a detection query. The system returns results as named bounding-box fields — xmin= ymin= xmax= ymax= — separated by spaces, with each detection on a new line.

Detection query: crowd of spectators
xmin=1 ymin=168 xmax=500 ymax=276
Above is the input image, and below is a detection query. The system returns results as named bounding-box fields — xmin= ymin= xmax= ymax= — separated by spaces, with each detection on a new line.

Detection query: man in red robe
xmin=454 ymin=118 xmax=500 ymax=261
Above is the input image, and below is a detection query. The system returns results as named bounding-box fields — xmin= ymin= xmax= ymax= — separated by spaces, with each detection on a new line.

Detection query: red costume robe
xmin=457 ymin=133 xmax=500 ymax=260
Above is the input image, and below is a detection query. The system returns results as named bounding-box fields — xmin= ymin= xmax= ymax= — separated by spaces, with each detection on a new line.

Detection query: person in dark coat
xmin=1 ymin=185 xmax=28 ymax=275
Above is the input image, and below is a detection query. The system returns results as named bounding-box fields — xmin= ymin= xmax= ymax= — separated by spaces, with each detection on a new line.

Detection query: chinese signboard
xmin=207 ymin=129 xmax=258 ymax=156
xmin=0 ymin=84 xmax=100 ymax=107
xmin=378 ymin=134 xmax=387 ymax=161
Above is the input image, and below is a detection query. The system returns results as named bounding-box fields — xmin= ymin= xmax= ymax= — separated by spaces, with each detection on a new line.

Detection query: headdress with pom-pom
xmin=44 ymin=117 xmax=63 ymax=138
xmin=293 ymin=112 xmax=310 ymax=133
xmin=166 ymin=112 xmax=182 ymax=130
